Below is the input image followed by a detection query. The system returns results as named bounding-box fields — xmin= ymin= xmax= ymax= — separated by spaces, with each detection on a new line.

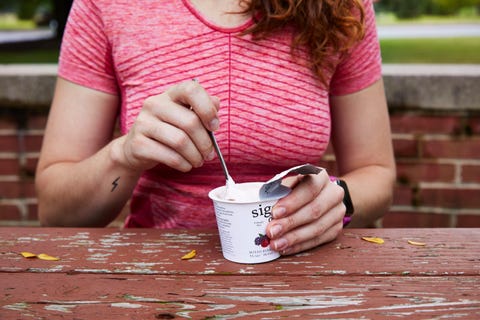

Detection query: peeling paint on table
xmin=1 ymin=228 xmax=479 ymax=319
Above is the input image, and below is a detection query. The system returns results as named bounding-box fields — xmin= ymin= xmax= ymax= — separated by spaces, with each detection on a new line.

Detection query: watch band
xmin=336 ymin=179 xmax=354 ymax=216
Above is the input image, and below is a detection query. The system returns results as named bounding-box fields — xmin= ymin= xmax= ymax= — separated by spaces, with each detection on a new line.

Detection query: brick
xmin=456 ymin=215 xmax=480 ymax=228
xmin=0 ymin=203 xmax=22 ymax=220
xmin=22 ymin=180 xmax=37 ymax=198
xmin=466 ymin=116 xmax=480 ymax=135
xmin=462 ymin=165 xmax=480 ymax=183
xmin=23 ymin=156 xmax=39 ymax=177
xmin=0 ymin=118 xmax=17 ymax=130
xmin=382 ymin=211 xmax=452 ymax=228
xmin=422 ymin=138 xmax=480 ymax=159
xmin=418 ymin=188 xmax=480 ymax=209
xmin=24 ymin=134 xmax=44 ymax=153
xmin=390 ymin=115 xmax=461 ymax=135
xmin=27 ymin=115 xmax=48 ymax=130
xmin=392 ymin=185 xmax=414 ymax=206
xmin=0 ymin=135 xmax=18 ymax=152
xmin=0 ymin=158 xmax=20 ymax=175
xmin=396 ymin=162 xmax=455 ymax=184
xmin=0 ymin=180 xmax=36 ymax=199
xmin=0 ymin=181 xmax=22 ymax=199
xmin=393 ymin=138 xmax=418 ymax=158
xmin=27 ymin=203 xmax=38 ymax=221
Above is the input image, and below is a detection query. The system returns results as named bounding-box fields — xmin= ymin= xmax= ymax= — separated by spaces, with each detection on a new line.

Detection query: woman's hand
xmin=266 ymin=170 xmax=345 ymax=255
xmin=114 ymin=80 xmax=220 ymax=173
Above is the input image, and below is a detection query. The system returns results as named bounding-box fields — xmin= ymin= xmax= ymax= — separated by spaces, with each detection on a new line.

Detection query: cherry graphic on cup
xmin=254 ymin=234 xmax=270 ymax=247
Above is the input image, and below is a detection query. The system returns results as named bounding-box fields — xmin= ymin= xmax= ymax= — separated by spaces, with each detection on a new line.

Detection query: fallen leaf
xmin=181 ymin=250 xmax=196 ymax=260
xmin=407 ymin=240 xmax=426 ymax=246
xmin=37 ymin=253 xmax=60 ymax=261
xmin=361 ymin=237 xmax=385 ymax=244
xmin=20 ymin=252 xmax=37 ymax=258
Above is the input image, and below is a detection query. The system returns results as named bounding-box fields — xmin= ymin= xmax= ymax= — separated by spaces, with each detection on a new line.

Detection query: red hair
xmin=241 ymin=0 xmax=366 ymax=85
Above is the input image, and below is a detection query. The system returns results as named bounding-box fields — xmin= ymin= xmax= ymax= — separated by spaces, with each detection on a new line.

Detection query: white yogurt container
xmin=209 ymin=182 xmax=283 ymax=264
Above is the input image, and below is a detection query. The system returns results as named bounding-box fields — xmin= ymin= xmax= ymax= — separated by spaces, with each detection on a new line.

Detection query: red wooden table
xmin=1 ymin=227 xmax=479 ymax=319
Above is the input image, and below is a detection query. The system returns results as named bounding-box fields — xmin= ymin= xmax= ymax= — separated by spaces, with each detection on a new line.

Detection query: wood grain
xmin=1 ymin=228 xmax=479 ymax=319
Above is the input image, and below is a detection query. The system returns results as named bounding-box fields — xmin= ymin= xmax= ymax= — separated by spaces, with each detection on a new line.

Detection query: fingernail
xmin=272 ymin=206 xmax=286 ymax=219
xmin=274 ymin=238 xmax=288 ymax=251
xmin=210 ymin=118 xmax=219 ymax=131
xmin=205 ymin=150 xmax=215 ymax=161
xmin=269 ymin=224 xmax=282 ymax=238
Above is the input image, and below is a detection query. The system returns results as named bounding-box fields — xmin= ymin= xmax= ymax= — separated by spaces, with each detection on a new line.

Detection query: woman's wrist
xmin=109 ymin=136 xmax=143 ymax=176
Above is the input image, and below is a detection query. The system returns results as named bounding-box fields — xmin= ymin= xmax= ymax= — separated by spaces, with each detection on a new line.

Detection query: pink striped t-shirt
xmin=59 ymin=0 xmax=382 ymax=229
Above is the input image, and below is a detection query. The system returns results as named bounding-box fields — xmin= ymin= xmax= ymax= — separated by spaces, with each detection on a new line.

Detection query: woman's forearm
xmin=341 ymin=164 xmax=396 ymax=228
xmin=36 ymin=137 xmax=141 ymax=227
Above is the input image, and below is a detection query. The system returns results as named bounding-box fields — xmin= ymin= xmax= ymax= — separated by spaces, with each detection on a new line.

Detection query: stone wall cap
xmin=1 ymin=64 xmax=479 ymax=111
xmin=382 ymin=63 xmax=480 ymax=76
xmin=0 ymin=64 xmax=58 ymax=76
xmin=2 ymin=62 xmax=478 ymax=77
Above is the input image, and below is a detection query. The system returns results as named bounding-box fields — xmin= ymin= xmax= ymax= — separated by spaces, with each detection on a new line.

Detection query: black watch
xmin=336 ymin=179 xmax=354 ymax=216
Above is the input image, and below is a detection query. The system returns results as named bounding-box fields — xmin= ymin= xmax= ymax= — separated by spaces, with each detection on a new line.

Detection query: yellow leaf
xmin=408 ymin=240 xmax=426 ymax=246
xmin=20 ymin=251 xmax=37 ymax=258
xmin=361 ymin=237 xmax=384 ymax=244
xmin=37 ymin=253 xmax=60 ymax=261
xmin=181 ymin=250 xmax=196 ymax=260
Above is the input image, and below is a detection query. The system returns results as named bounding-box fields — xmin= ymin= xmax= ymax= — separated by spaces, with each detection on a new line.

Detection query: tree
xmin=430 ymin=0 xmax=480 ymax=15
xmin=380 ymin=0 xmax=430 ymax=18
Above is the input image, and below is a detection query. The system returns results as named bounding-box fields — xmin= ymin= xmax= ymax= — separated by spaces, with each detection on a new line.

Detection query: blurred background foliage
xmin=1 ymin=0 xmax=479 ymax=28
xmin=374 ymin=0 xmax=480 ymax=19
xmin=0 ymin=0 xmax=479 ymax=64
xmin=0 ymin=0 xmax=72 ymax=38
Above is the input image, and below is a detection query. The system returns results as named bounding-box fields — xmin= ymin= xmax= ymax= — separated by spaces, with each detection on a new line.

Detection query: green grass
xmin=1 ymin=38 xmax=479 ymax=64
xmin=0 ymin=37 xmax=479 ymax=65
xmin=376 ymin=12 xmax=480 ymax=25
xmin=380 ymin=37 xmax=480 ymax=64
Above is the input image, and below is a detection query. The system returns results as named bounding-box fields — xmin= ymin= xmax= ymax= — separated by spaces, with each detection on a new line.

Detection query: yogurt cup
xmin=208 ymin=182 xmax=283 ymax=264
xmin=209 ymin=164 xmax=322 ymax=264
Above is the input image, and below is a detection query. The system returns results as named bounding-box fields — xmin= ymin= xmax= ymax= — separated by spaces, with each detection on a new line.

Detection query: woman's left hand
xmin=265 ymin=170 xmax=345 ymax=255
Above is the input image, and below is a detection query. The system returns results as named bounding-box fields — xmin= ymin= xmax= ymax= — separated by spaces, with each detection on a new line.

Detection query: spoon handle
xmin=208 ymin=131 xmax=231 ymax=183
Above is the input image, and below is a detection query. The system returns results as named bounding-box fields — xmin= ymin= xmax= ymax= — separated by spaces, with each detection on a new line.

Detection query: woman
xmin=36 ymin=0 xmax=396 ymax=255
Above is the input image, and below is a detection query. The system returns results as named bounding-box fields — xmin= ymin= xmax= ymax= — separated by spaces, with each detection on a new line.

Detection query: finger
xmin=273 ymin=171 xmax=330 ymax=219
xmin=210 ymin=95 xmax=221 ymax=112
xmin=266 ymin=177 xmax=344 ymax=241
xmin=124 ymin=132 xmax=193 ymax=172
xmin=167 ymin=80 xmax=220 ymax=131
xmin=281 ymin=175 xmax=303 ymax=189
xmin=270 ymin=202 xmax=344 ymax=254
xmin=280 ymin=218 xmax=344 ymax=256
xmin=143 ymin=118 xmax=206 ymax=168
xmin=143 ymin=96 xmax=214 ymax=162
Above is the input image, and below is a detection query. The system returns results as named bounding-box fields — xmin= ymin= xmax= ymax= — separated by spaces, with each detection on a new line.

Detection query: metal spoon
xmin=208 ymin=131 xmax=236 ymax=192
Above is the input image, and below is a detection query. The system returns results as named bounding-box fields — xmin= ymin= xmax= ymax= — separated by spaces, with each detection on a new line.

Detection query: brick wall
xmin=386 ymin=112 xmax=480 ymax=227
xmin=0 ymin=109 xmax=46 ymax=226
xmin=1 ymin=64 xmax=479 ymax=228
xmin=0 ymin=107 xmax=128 ymax=227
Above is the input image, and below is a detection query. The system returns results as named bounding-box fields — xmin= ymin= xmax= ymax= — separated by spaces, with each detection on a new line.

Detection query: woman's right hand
xmin=114 ymin=80 xmax=221 ymax=173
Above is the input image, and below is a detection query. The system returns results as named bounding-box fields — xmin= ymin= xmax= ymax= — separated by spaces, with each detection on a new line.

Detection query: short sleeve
xmin=329 ymin=0 xmax=382 ymax=96
xmin=58 ymin=0 xmax=118 ymax=94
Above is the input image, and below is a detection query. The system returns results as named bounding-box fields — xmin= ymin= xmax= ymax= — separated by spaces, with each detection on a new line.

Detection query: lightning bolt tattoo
xmin=111 ymin=176 xmax=120 ymax=192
